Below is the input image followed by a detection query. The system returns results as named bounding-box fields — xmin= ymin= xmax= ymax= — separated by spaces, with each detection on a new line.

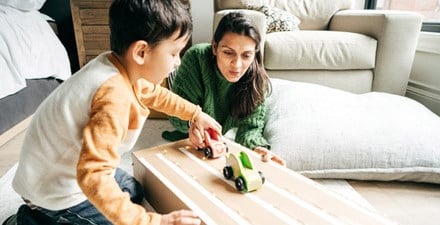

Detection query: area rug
xmin=0 ymin=119 xmax=374 ymax=223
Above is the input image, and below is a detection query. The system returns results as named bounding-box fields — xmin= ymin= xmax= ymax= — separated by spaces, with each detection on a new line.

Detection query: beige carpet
xmin=0 ymin=119 xmax=375 ymax=223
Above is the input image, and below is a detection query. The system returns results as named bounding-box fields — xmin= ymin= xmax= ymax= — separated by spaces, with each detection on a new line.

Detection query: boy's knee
xmin=115 ymin=168 xmax=145 ymax=204
xmin=2 ymin=214 xmax=17 ymax=225
xmin=127 ymin=178 xmax=144 ymax=204
xmin=3 ymin=205 xmax=41 ymax=225
xmin=10 ymin=204 xmax=57 ymax=225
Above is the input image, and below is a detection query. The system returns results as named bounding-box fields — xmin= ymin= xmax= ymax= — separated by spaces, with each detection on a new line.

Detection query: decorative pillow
xmin=246 ymin=4 xmax=300 ymax=33
xmin=264 ymin=79 xmax=440 ymax=184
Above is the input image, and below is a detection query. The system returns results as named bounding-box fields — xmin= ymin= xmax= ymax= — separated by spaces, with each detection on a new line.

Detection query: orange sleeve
xmin=137 ymin=79 xmax=201 ymax=122
xmin=77 ymin=76 xmax=161 ymax=225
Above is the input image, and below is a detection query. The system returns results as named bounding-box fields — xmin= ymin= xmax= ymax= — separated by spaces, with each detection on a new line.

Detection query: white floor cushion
xmin=265 ymin=79 xmax=440 ymax=183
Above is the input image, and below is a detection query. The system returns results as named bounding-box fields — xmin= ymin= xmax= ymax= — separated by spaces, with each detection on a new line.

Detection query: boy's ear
xmin=132 ymin=40 xmax=149 ymax=64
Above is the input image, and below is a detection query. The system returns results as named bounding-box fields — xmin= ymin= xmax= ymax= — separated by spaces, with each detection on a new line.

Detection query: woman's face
xmin=213 ymin=32 xmax=256 ymax=83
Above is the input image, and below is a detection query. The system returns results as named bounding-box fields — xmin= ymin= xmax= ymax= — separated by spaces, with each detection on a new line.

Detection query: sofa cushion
xmin=264 ymin=31 xmax=377 ymax=70
xmin=214 ymin=0 xmax=353 ymax=30
xmin=246 ymin=4 xmax=300 ymax=33
xmin=264 ymin=78 xmax=440 ymax=184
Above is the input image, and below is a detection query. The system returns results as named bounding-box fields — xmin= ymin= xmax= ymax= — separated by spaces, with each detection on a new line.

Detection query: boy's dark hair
xmin=109 ymin=0 xmax=192 ymax=55
xmin=213 ymin=12 xmax=271 ymax=119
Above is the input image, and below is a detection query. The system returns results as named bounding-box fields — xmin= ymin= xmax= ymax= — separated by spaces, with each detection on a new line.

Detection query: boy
xmin=5 ymin=0 xmax=220 ymax=224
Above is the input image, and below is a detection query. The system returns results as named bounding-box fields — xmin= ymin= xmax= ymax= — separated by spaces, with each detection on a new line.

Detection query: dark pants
xmin=4 ymin=168 xmax=144 ymax=225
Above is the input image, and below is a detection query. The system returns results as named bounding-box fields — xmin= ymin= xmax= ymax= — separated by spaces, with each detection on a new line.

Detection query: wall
xmin=190 ymin=0 xmax=214 ymax=44
xmin=353 ymin=0 xmax=365 ymax=9
xmin=406 ymin=32 xmax=440 ymax=115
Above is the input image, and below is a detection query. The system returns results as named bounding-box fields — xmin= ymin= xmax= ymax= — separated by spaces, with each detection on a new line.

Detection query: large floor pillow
xmin=265 ymin=79 xmax=440 ymax=183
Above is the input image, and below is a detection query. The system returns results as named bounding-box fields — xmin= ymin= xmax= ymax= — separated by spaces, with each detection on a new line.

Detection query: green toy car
xmin=223 ymin=151 xmax=265 ymax=192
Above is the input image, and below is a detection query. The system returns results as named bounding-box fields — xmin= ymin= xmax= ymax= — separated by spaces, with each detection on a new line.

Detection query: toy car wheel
xmin=223 ymin=166 xmax=233 ymax=180
xmin=204 ymin=147 xmax=212 ymax=158
xmin=235 ymin=177 xmax=246 ymax=192
xmin=223 ymin=142 xmax=229 ymax=153
xmin=259 ymin=171 xmax=265 ymax=184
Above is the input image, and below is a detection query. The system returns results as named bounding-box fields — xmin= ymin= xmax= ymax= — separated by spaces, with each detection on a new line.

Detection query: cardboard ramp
xmin=133 ymin=139 xmax=396 ymax=225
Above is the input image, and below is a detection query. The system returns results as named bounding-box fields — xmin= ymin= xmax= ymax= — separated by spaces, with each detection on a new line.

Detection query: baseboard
xmin=0 ymin=116 xmax=32 ymax=148
xmin=406 ymin=80 xmax=440 ymax=116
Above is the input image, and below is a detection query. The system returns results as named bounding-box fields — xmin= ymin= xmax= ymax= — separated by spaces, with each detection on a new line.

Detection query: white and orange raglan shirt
xmin=12 ymin=52 xmax=201 ymax=225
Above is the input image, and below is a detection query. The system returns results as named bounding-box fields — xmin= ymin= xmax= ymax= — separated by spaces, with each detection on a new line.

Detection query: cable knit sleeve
xmin=235 ymin=100 xmax=270 ymax=150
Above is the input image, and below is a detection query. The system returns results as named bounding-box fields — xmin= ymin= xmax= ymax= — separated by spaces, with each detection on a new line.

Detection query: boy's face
xmin=142 ymin=31 xmax=189 ymax=84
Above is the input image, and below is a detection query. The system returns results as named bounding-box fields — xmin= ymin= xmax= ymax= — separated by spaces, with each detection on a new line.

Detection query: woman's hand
xmin=253 ymin=146 xmax=286 ymax=167
xmin=160 ymin=210 xmax=201 ymax=225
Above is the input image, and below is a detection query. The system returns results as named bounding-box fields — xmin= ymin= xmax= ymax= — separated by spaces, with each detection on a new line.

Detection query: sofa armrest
xmin=329 ymin=10 xmax=422 ymax=95
xmin=214 ymin=9 xmax=267 ymax=51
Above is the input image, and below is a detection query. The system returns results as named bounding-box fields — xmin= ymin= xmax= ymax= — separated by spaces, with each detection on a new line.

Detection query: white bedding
xmin=0 ymin=5 xmax=71 ymax=98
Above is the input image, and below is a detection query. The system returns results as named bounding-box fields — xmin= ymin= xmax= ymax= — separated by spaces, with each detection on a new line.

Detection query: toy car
xmin=199 ymin=128 xmax=228 ymax=159
xmin=223 ymin=151 xmax=265 ymax=192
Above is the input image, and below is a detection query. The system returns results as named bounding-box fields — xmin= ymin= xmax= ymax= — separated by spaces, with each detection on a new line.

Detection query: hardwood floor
xmin=0 ymin=132 xmax=22 ymax=177
xmin=348 ymin=180 xmax=440 ymax=225
xmin=0 ymin=117 xmax=29 ymax=177
xmin=1 ymin=119 xmax=439 ymax=225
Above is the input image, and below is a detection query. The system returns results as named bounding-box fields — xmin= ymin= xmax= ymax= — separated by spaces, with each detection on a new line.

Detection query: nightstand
xmin=70 ymin=0 xmax=111 ymax=68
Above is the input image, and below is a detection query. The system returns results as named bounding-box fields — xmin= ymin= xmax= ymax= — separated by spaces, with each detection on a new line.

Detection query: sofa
xmin=213 ymin=0 xmax=423 ymax=95
xmin=211 ymin=1 xmax=440 ymax=184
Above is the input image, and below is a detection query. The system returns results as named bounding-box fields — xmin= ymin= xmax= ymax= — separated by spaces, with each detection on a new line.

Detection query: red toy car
xmin=199 ymin=128 xmax=228 ymax=158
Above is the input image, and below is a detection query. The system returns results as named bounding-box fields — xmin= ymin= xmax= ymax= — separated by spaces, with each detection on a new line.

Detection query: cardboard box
xmin=132 ymin=139 xmax=396 ymax=225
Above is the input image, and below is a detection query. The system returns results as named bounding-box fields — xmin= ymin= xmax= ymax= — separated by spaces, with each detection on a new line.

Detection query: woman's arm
xmin=235 ymin=101 xmax=269 ymax=150
xmin=169 ymin=45 xmax=208 ymax=132
xmin=235 ymin=101 xmax=286 ymax=166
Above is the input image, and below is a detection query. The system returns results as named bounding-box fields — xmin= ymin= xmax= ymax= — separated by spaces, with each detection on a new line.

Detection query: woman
xmin=163 ymin=12 xmax=285 ymax=166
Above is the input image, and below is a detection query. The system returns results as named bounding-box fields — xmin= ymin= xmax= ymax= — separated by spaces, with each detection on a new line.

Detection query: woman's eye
xmin=242 ymin=54 xmax=252 ymax=59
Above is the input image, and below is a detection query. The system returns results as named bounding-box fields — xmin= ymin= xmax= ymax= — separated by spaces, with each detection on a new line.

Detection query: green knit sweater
xmin=168 ymin=43 xmax=269 ymax=150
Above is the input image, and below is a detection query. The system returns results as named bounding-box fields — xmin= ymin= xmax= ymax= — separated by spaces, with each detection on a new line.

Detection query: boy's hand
xmin=191 ymin=112 xmax=221 ymax=148
xmin=188 ymin=123 xmax=204 ymax=149
xmin=160 ymin=210 xmax=201 ymax=225
xmin=253 ymin=146 xmax=286 ymax=167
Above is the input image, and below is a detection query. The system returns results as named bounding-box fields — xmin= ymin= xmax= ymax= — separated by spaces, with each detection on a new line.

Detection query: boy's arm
xmin=138 ymin=79 xmax=201 ymax=122
xmin=77 ymin=83 xmax=161 ymax=225
xmin=235 ymin=101 xmax=270 ymax=150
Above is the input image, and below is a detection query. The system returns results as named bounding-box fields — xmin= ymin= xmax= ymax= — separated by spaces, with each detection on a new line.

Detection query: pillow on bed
xmin=0 ymin=0 xmax=46 ymax=11
xmin=0 ymin=5 xmax=71 ymax=98
xmin=264 ymin=79 xmax=440 ymax=184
